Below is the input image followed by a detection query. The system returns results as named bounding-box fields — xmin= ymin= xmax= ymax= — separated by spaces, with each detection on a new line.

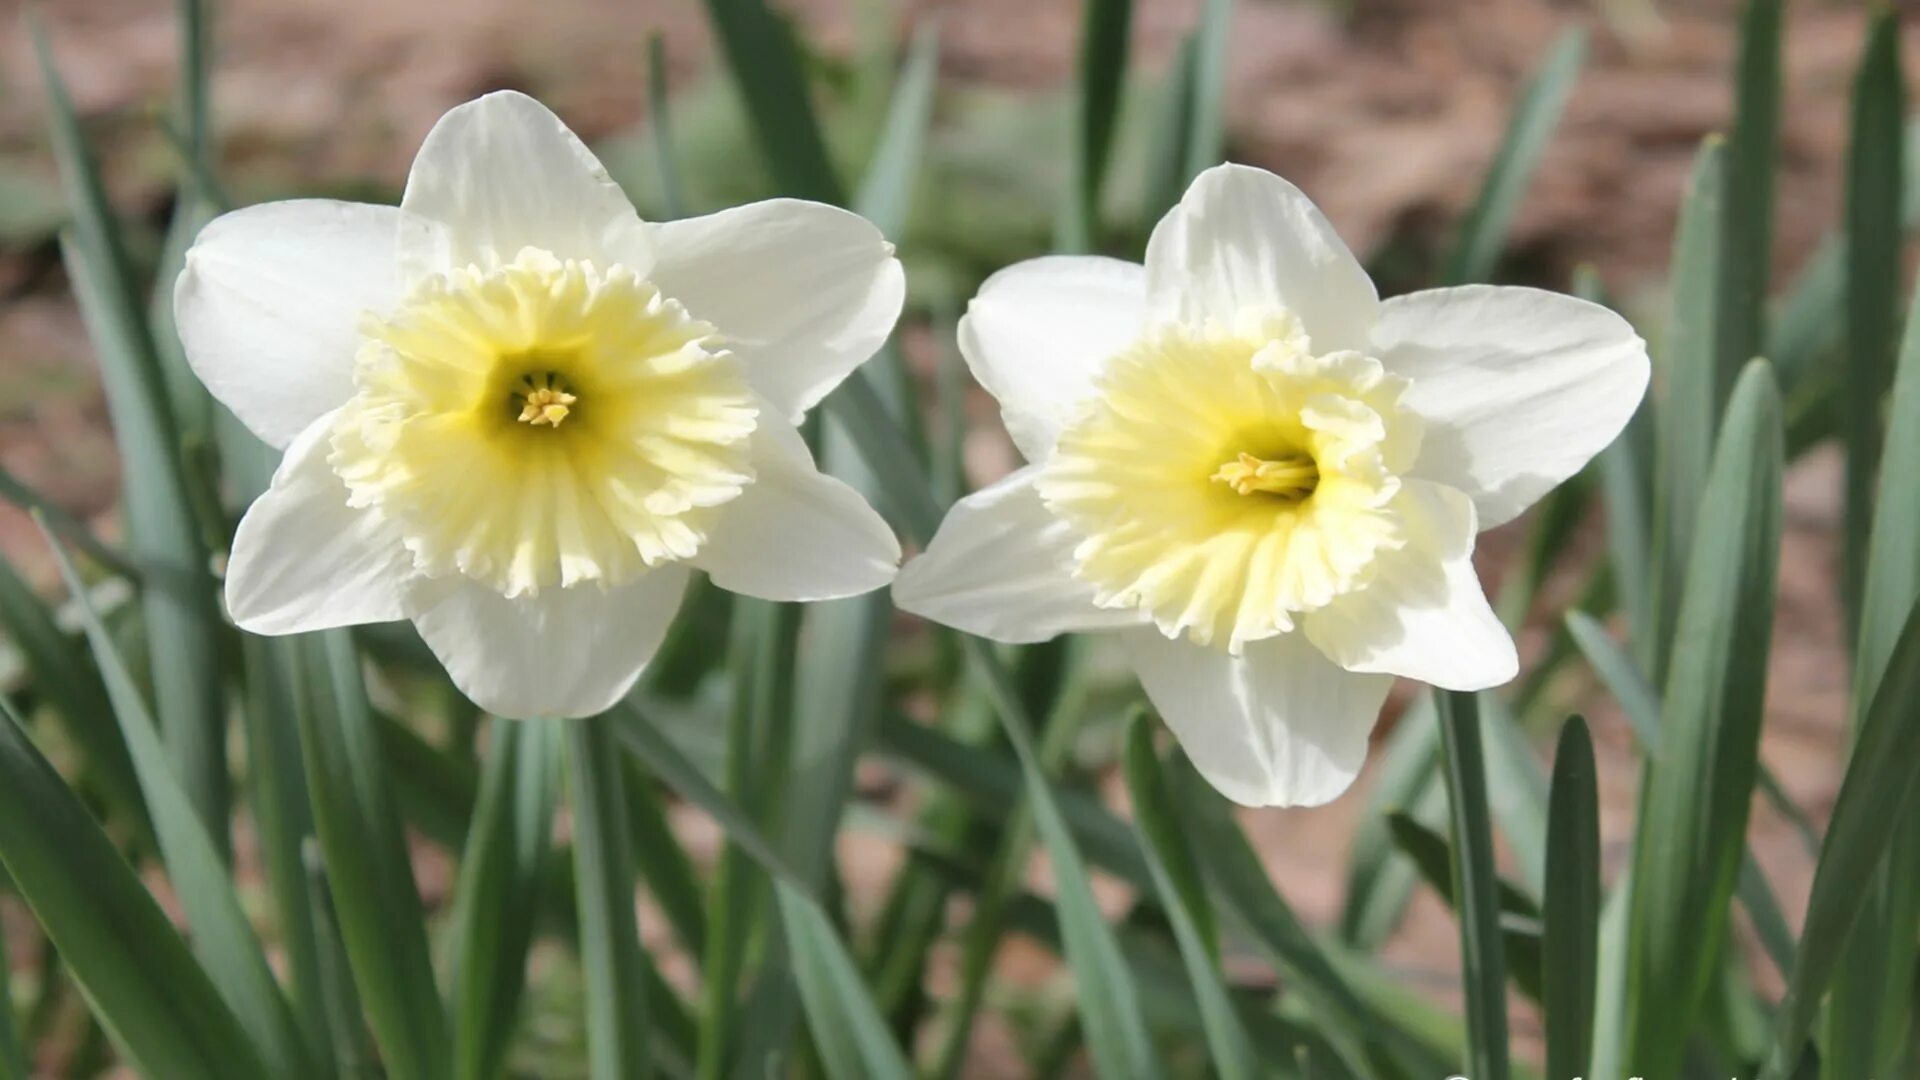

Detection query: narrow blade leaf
xmin=567 ymin=716 xmax=649 ymax=1080
xmin=450 ymin=720 xmax=562 ymax=1080
xmin=1122 ymin=716 xmax=1258 ymax=1079
xmin=1625 ymin=361 xmax=1783 ymax=1076
xmin=1435 ymin=690 xmax=1510 ymax=1080
xmin=1442 ymin=27 xmax=1587 ymax=284
xmin=0 ymin=693 xmax=266 ymax=1079
xmin=1543 ymin=716 xmax=1600 ymax=1080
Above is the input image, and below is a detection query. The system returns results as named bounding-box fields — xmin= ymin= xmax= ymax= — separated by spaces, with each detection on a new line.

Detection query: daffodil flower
xmin=178 ymin=91 xmax=905 ymax=718
xmin=894 ymin=164 xmax=1648 ymax=808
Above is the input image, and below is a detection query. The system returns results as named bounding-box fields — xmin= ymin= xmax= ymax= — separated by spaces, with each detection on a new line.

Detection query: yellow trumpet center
xmin=515 ymin=375 xmax=578 ymax=427
xmin=1211 ymin=450 xmax=1319 ymax=500
xmin=1038 ymin=314 xmax=1423 ymax=652
xmin=331 ymin=247 xmax=760 ymax=598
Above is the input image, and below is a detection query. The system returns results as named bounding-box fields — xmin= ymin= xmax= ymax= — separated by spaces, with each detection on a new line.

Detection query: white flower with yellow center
xmin=178 ymin=91 xmax=904 ymax=718
xmin=894 ymin=164 xmax=1648 ymax=808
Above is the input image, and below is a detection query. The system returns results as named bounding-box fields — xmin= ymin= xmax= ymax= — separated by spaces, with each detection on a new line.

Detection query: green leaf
xmin=1762 ymin=597 xmax=1920 ymax=1079
xmin=646 ymin=33 xmax=688 ymax=221
xmin=1383 ymin=812 xmax=1543 ymax=1007
xmin=1840 ymin=7 xmax=1905 ymax=638
xmin=1338 ymin=702 xmax=1442 ymax=951
xmin=1543 ymin=716 xmax=1600 ymax=1080
xmin=0 ymin=464 xmax=136 ymax=580
xmin=1566 ymin=609 xmax=1801 ymax=979
xmin=698 ymin=599 xmax=796 ymax=1077
xmin=1826 ymin=190 xmax=1920 ymax=1078
xmin=1058 ymin=0 xmax=1132 ymax=252
xmin=1711 ymin=0 xmax=1782 ymax=410
xmin=0 ymin=882 xmax=21 ymax=1080
xmin=931 ymin=640 xmax=1095 ymax=1079
xmin=1435 ymin=690 xmax=1509 ymax=1080
xmin=1141 ymin=30 xmax=1200 ymax=232
xmin=450 ymin=720 xmax=562 ymax=1080
xmin=700 ymin=0 xmax=844 ymax=204
xmin=877 ymin=714 xmax=1151 ymax=891
xmin=1441 ymin=27 xmax=1587 ymax=285
xmin=42 ymin=525 xmax=315 ymax=1079
xmin=566 ymin=716 xmax=650 ymax=1080
xmin=1171 ymin=757 xmax=1444 ymax=1078
xmin=1649 ymin=135 xmax=1726 ymax=679
xmin=1770 ymin=118 xmax=1920 ymax=394
xmin=147 ymin=0 xmax=219 ymax=443
xmin=613 ymin=703 xmax=807 ymax=889
xmin=775 ymin=881 xmax=914 ymax=1079
xmin=619 ymin=754 xmax=708 ymax=962
xmin=1624 ymin=360 xmax=1783 ymax=1078
xmin=1182 ymin=0 xmax=1232 ymax=178
xmin=0 ymin=554 xmax=145 ymax=839
xmin=34 ymin=17 xmax=229 ymax=852
xmin=0 ymin=693 xmax=267 ymax=1079
xmin=1121 ymin=716 xmax=1258 ymax=1079
xmin=855 ymin=20 xmax=941 ymax=241
xmin=302 ymin=837 xmax=375 ymax=1073
xmin=1476 ymin=693 xmax=1550 ymax=898
xmin=968 ymin=644 xmax=1164 ymax=1080
xmin=237 ymin=633 xmax=338 ymax=1076
xmin=784 ymin=15 xmax=940 ymax=895
xmin=292 ymin=631 xmax=449 ymax=1080
xmin=817 ymin=297 xmax=1161 ymax=1079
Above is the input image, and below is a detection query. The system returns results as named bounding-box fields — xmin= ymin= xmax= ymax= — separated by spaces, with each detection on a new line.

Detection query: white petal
xmin=1375 ymin=285 xmax=1651 ymax=529
xmin=892 ymin=467 xmax=1149 ymax=643
xmin=225 ymin=414 xmax=411 ymax=634
xmin=409 ymin=566 xmax=691 ymax=719
xmin=1122 ymin=628 xmax=1392 ymax=809
xmin=1144 ymin=163 xmax=1378 ymax=353
xmin=175 ymin=199 xmax=401 ymax=449
xmin=398 ymin=90 xmax=650 ymax=278
xmin=691 ymin=413 xmax=899 ymax=602
xmin=647 ymin=200 xmax=904 ymax=422
xmin=1303 ymin=480 xmax=1516 ymax=691
xmin=957 ymin=256 xmax=1147 ymax=461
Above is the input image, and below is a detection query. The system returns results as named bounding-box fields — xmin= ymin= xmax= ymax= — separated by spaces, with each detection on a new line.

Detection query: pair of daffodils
xmin=182 ymin=92 xmax=1646 ymax=808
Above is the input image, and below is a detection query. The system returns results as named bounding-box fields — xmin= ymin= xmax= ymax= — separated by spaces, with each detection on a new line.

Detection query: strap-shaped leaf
xmin=1624 ymin=361 xmax=1783 ymax=1077
xmin=1442 ymin=27 xmax=1587 ymax=285
xmin=293 ymin=631 xmax=449 ymax=1080
xmin=1762 ymin=597 xmax=1920 ymax=1078
xmin=1121 ymin=716 xmax=1258 ymax=1079
xmin=34 ymin=16 xmax=229 ymax=849
xmin=1543 ymin=717 xmax=1600 ymax=1080
xmin=450 ymin=720 xmax=561 ymax=1080
xmin=1435 ymin=690 xmax=1510 ymax=1080
xmin=0 ymin=693 xmax=265 ymax=1079
xmin=777 ymin=881 xmax=914 ymax=1080
xmin=567 ymin=717 xmax=650 ymax=1080
xmin=43 ymin=527 xmax=314 ymax=1079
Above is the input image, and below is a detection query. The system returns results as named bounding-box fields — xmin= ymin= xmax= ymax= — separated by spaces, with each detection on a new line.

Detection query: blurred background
xmin=0 ymin=0 xmax=1908 ymax=1072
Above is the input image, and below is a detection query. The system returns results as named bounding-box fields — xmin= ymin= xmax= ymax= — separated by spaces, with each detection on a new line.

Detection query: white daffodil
xmin=178 ymin=91 xmax=904 ymax=718
xmin=894 ymin=163 xmax=1648 ymax=808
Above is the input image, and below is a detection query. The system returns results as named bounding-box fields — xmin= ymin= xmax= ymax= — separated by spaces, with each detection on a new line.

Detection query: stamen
xmin=515 ymin=373 xmax=578 ymax=427
xmin=1212 ymin=451 xmax=1318 ymax=499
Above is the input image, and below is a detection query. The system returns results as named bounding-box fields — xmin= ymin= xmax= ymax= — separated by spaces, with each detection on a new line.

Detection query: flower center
xmin=1211 ymin=450 xmax=1319 ymax=501
xmin=1037 ymin=314 xmax=1423 ymax=652
xmin=331 ymin=247 xmax=760 ymax=598
xmin=514 ymin=373 xmax=578 ymax=427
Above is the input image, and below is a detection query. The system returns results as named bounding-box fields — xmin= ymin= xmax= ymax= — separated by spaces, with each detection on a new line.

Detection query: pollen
xmin=515 ymin=377 xmax=578 ymax=427
xmin=331 ymin=247 xmax=760 ymax=598
xmin=1037 ymin=316 xmax=1424 ymax=652
xmin=1212 ymin=451 xmax=1319 ymax=500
